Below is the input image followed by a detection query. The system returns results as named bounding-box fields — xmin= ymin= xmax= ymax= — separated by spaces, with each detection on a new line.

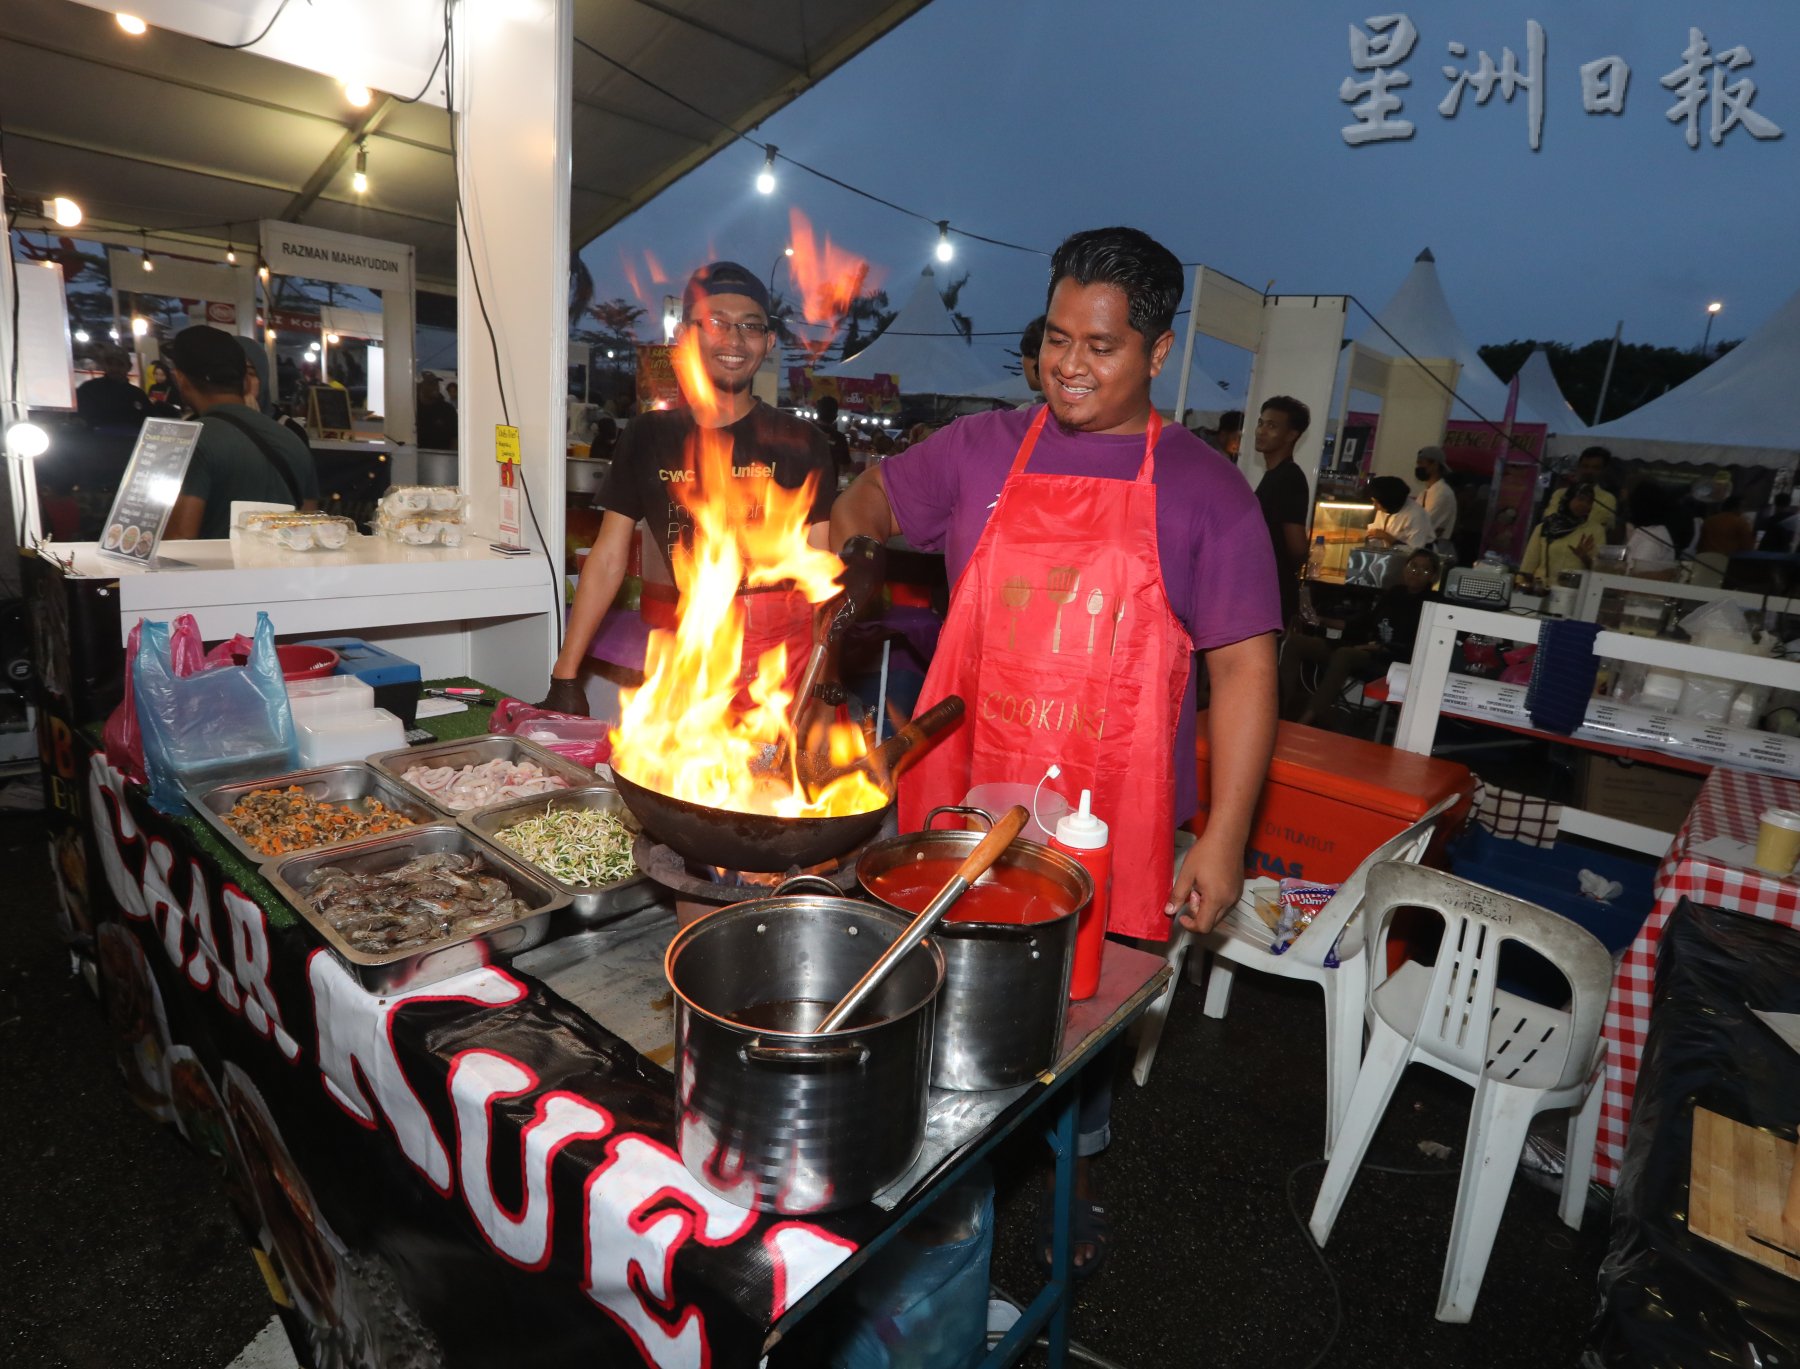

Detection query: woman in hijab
xmin=1520 ymin=481 xmax=1608 ymax=586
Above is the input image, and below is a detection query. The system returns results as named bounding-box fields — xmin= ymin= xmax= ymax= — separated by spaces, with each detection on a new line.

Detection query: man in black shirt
xmin=544 ymin=261 xmax=834 ymax=714
xmin=1278 ymin=548 xmax=1437 ymax=726
xmin=75 ymin=347 xmax=152 ymax=432
xmin=1253 ymin=395 xmax=1312 ymax=629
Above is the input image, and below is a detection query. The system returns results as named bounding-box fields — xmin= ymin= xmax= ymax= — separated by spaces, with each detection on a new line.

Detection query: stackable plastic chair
xmin=1132 ymin=795 xmax=1457 ymax=1162
xmin=1307 ymin=862 xmax=1612 ymax=1323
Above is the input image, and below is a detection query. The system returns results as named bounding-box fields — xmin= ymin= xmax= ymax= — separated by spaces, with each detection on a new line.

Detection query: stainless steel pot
xmin=856 ymin=806 xmax=1092 ymax=1091
xmin=664 ymin=879 xmax=944 ymax=1214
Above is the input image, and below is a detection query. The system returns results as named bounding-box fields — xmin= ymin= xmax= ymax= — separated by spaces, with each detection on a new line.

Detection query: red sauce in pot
xmin=868 ymin=857 xmax=1073 ymax=926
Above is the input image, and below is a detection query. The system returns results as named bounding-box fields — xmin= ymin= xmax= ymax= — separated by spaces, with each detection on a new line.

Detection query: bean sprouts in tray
xmin=495 ymin=806 xmax=636 ymax=887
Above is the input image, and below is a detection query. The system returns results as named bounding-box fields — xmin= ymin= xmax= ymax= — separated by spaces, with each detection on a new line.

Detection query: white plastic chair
xmin=1132 ymin=795 xmax=1457 ymax=1163
xmin=1307 ymin=862 xmax=1612 ymax=1323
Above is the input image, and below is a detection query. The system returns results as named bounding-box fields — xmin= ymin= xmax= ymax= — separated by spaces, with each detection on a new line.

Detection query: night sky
xmin=580 ymin=0 xmax=1798 ymax=391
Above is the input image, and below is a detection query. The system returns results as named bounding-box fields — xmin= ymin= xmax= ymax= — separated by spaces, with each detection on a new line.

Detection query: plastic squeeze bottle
xmin=1052 ymin=789 xmax=1112 ymax=1001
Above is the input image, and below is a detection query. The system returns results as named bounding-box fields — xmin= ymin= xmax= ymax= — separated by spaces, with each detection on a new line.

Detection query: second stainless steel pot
xmin=664 ymin=887 xmax=944 ymax=1214
xmin=856 ymin=807 xmax=1092 ymax=1091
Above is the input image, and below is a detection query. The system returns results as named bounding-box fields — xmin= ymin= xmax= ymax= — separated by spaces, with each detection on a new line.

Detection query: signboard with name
xmin=98 ymin=419 xmax=204 ymax=566
xmin=258 ymin=221 xmax=411 ymax=292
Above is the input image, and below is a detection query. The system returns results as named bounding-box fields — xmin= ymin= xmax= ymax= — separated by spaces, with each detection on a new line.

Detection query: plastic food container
xmin=240 ymin=511 xmax=356 ymax=552
xmin=185 ymin=762 xmax=443 ymax=864
xmin=376 ymin=486 xmax=468 ymax=547
xmin=287 ymin=676 xmax=377 ymax=723
xmin=297 ymin=707 xmax=407 ymax=768
xmin=264 ymin=824 xmax=568 ymax=992
xmin=461 ymin=784 xmax=656 ymax=924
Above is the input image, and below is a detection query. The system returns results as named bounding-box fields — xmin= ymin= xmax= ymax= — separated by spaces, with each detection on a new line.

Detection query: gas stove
xmin=633 ymin=808 xmax=897 ymax=927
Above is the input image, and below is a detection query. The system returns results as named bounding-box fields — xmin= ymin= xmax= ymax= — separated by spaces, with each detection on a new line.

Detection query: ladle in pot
xmin=813 ymin=804 xmax=1029 ymax=1033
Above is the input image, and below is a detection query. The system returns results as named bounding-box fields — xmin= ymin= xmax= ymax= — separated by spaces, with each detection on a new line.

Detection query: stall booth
xmin=2 ymin=3 xmax=1180 ymax=1367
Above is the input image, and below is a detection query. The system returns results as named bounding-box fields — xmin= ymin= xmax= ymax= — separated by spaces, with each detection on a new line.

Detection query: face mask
xmin=1414 ymin=466 xmax=1431 ymax=482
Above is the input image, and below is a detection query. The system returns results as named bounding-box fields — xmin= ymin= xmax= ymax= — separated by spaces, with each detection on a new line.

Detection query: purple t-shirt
xmin=882 ymin=405 xmax=1280 ymax=823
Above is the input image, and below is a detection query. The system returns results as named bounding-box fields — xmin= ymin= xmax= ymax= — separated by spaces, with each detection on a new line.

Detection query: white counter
xmin=63 ymin=534 xmax=559 ymax=697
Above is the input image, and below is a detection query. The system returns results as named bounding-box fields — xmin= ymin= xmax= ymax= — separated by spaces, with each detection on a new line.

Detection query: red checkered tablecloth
xmin=1596 ymin=767 xmax=1800 ymax=1185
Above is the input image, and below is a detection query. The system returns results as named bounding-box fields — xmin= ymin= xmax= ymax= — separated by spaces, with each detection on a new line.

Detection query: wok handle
xmin=741 ymin=1039 xmax=871 ymax=1068
xmin=815 ymin=805 xmax=1030 ymax=1034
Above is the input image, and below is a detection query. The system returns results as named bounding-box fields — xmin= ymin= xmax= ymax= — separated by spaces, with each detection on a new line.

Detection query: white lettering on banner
xmin=89 ymin=755 xmax=148 ymax=922
xmin=447 ymin=1050 xmax=614 ymax=1270
xmin=223 ymin=889 xmax=296 ymax=1058
xmin=309 ymin=950 xmax=528 ymax=1195
xmin=581 ymin=1136 xmax=759 ymax=1369
xmin=765 ymin=1222 xmax=858 ymax=1321
xmin=141 ymin=834 xmax=203 ymax=974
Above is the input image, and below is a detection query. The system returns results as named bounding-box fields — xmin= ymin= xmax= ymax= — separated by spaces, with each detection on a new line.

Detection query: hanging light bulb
xmin=115 ymin=13 xmax=148 ymax=36
xmin=755 ymin=145 xmax=777 ymax=195
xmin=935 ymin=222 xmax=954 ymax=264
xmin=265 ymin=328 xmax=277 ymax=343
xmin=108 ymin=328 xmax=121 ymax=341
xmin=131 ymin=316 xmax=149 ymax=337
xmin=344 ymin=82 xmax=373 ymax=108
xmin=225 ymin=235 xmax=238 ymax=264
xmin=47 ymin=196 xmax=82 ymax=228
xmin=326 ymin=333 xmax=340 ymax=344
xmin=352 ymin=141 xmax=369 ymax=195
xmin=140 ymin=252 xmax=154 ymax=273
xmin=139 ymin=232 xmax=153 ymax=272
xmin=5 ymin=422 xmax=50 ymax=460
xmin=259 ymin=265 xmax=270 ymax=282
xmin=74 ymin=329 xmax=90 ymax=343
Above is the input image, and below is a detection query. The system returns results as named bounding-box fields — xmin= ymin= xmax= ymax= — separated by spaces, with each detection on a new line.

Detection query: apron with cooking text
xmin=899 ymin=407 xmax=1192 ymax=940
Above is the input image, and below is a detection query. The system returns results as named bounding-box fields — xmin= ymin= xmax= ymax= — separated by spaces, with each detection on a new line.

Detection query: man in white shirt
xmin=1414 ymin=446 xmax=1457 ymax=555
xmin=1364 ymin=475 xmax=1436 ymax=553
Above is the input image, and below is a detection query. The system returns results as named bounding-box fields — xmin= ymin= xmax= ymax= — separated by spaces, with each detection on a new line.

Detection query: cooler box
xmin=295 ymin=637 xmax=422 ymax=726
xmin=1187 ymin=714 xmax=1474 ymax=884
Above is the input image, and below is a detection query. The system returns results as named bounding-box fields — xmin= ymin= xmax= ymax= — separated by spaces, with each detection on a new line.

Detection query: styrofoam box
xmin=297 ymin=708 xmax=406 ymax=768
xmin=289 ymin=676 xmax=377 ymax=724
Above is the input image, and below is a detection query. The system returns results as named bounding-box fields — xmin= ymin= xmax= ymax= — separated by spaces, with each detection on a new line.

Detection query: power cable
xmin=205 ymin=0 xmax=297 ymax=51
xmin=442 ymin=0 xmax=562 ymax=651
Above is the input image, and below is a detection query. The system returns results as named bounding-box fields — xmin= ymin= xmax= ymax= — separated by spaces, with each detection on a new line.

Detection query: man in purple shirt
xmin=832 ymin=226 xmax=1279 ymax=1275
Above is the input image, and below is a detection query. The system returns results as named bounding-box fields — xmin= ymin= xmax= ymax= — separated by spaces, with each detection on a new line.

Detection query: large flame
xmin=785 ymin=209 xmax=876 ymax=362
xmin=610 ymin=330 xmax=888 ymax=819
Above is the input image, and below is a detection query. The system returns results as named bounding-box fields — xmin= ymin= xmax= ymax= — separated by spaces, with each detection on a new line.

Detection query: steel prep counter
xmin=67 ymin=687 xmax=1168 ymax=1368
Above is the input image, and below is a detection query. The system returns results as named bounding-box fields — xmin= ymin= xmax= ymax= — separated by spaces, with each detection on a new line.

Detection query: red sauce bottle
xmin=1052 ymin=789 xmax=1111 ymax=1002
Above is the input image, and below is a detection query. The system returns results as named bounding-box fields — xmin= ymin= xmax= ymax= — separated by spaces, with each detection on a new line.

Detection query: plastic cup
xmin=1753 ymin=808 xmax=1800 ymax=875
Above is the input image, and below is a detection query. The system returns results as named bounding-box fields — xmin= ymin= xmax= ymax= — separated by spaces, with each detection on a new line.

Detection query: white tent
xmin=1564 ymin=286 xmax=1800 ymax=470
xmin=1512 ymin=347 xmax=1589 ymax=436
xmin=827 ymin=266 xmax=1002 ymax=397
xmin=1361 ymin=248 xmax=1550 ymax=428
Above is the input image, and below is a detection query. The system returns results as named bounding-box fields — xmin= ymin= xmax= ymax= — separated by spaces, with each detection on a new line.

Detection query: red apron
xmin=644 ymin=583 xmax=814 ymax=701
xmin=899 ymin=408 xmax=1193 ymax=941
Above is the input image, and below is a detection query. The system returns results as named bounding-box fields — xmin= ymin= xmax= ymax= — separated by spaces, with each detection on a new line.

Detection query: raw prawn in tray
xmin=302 ymin=850 xmax=529 ymax=954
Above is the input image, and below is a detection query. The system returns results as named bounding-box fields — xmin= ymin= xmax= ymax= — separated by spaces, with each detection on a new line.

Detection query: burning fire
xmin=785 ymin=209 xmax=875 ymax=362
xmin=610 ymin=331 xmax=888 ymax=818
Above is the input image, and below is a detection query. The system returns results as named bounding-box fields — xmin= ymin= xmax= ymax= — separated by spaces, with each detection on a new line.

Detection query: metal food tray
xmin=185 ymin=763 xmax=446 ymax=865
xmin=264 ymin=824 xmax=571 ymax=993
xmin=368 ymin=734 xmax=598 ymax=815
xmin=460 ymin=784 xmax=659 ymax=925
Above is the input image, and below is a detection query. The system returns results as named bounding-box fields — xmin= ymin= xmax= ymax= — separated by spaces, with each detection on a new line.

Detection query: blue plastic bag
xmin=135 ymin=611 xmax=298 ymax=813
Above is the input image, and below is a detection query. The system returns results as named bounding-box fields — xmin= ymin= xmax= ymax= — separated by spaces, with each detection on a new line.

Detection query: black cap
xmin=165 ymin=325 xmax=249 ymax=391
xmin=682 ymin=261 xmax=770 ymax=321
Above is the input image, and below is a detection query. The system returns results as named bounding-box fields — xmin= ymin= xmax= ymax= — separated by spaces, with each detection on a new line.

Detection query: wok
xmin=614 ymin=695 xmax=963 ymax=872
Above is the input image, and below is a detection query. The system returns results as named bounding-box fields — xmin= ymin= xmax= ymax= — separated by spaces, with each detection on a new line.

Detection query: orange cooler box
xmin=1187 ymin=715 xmax=1473 ymax=883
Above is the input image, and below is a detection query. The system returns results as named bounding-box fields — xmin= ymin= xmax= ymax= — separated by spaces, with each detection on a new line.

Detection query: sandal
xmin=1035 ymin=1189 xmax=1112 ymax=1280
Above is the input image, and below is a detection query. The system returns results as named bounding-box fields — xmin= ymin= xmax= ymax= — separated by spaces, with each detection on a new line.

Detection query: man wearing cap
xmin=1413 ymin=446 xmax=1458 ymax=557
xmin=162 ymin=325 xmax=320 ymax=540
xmin=543 ymin=262 xmax=835 ymax=714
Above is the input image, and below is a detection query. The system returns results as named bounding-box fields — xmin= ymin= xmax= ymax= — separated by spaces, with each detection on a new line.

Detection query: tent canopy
xmin=1564 ymin=283 xmax=1800 ymax=470
xmin=1 ymin=0 xmax=934 ymax=288
xmin=1512 ymin=347 xmax=1589 ymax=436
xmin=827 ymin=264 xmax=1002 ymax=396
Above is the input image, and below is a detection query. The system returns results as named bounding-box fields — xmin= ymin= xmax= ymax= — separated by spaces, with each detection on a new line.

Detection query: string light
xmin=108 ymin=328 xmax=121 ymax=341
xmin=140 ymin=231 xmax=154 ymax=272
xmin=325 ymin=332 xmax=340 ymax=344
xmin=352 ymin=141 xmax=369 ymax=195
xmin=344 ymin=82 xmax=372 ymax=108
xmin=74 ymin=329 xmax=90 ymax=343
xmin=47 ymin=196 xmax=82 ymax=227
xmin=935 ymin=222 xmax=954 ymax=264
xmin=259 ymin=264 xmax=270 ymax=281
xmin=755 ymin=145 xmax=777 ymax=195
xmin=265 ymin=328 xmax=277 ymax=343
xmin=225 ymin=230 xmax=237 ymax=264
xmin=130 ymin=316 xmax=149 ymax=337
xmin=115 ymin=13 xmax=147 ymax=36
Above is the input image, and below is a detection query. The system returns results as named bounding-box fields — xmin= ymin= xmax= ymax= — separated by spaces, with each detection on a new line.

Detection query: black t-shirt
xmin=1353 ymin=587 xmax=1433 ymax=664
xmin=598 ymin=402 xmax=835 ymax=575
xmin=76 ymin=375 xmax=151 ymax=431
xmin=1255 ymin=458 xmax=1310 ymax=626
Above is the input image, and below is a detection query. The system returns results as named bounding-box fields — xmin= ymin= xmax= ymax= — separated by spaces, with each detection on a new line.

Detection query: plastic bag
xmin=135 ymin=611 xmax=297 ymax=813
xmin=1269 ymin=878 xmax=1341 ymax=962
xmin=103 ymin=616 xmax=252 ymax=784
xmin=490 ymin=698 xmax=612 ymax=768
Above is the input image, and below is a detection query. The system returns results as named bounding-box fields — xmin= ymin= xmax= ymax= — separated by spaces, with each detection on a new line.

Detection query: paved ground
xmin=1 ymin=809 xmax=1608 ymax=1367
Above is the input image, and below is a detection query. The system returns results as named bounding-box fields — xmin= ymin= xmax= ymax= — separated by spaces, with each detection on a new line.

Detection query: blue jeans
xmin=1075 ymin=1041 xmax=1118 ymax=1159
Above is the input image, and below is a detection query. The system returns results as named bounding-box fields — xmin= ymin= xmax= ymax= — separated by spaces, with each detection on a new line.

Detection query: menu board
xmin=98 ymin=419 xmax=203 ymax=567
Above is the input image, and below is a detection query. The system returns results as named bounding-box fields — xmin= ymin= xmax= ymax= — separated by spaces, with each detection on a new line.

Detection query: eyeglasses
xmin=695 ymin=317 xmax=770 ymax=340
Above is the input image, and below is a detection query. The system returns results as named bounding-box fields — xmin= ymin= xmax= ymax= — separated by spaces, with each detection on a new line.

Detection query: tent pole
xmin=1171 ymin=265 xmax=1202 ymax=423
xmin=1591 ymin=321 xmax=1622 ymax=428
